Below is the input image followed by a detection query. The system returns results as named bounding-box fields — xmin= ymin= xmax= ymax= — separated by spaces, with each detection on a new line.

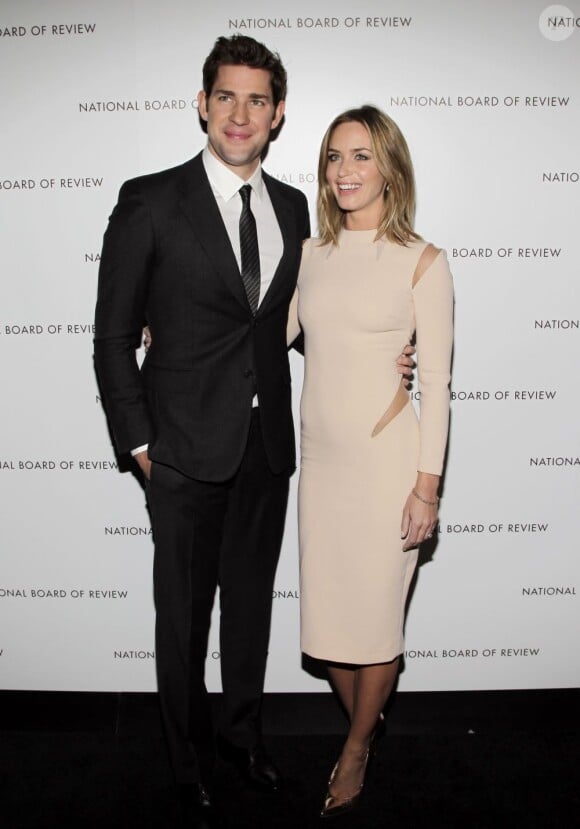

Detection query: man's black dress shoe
xmin=177 ymin=782 xmax=220 ymax=828
xmin=216 ymin=734 xmax=282 ymax=793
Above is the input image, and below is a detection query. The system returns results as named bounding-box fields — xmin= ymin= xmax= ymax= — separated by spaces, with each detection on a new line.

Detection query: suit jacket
xmin=94 ymin=153 xmax=310 ymax=481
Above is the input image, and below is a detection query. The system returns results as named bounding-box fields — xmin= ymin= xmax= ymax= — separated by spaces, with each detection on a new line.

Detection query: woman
xmin=287 ymin=105 xmax=453 ymax=818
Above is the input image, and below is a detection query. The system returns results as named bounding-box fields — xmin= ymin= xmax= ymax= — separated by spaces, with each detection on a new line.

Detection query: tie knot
xmin=239 ymin=184 xmax=252 ymax=206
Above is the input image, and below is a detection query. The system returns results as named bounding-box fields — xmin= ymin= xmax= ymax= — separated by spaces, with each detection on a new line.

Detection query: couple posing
xmin=94 ymin=34 xmax=453 ymax=828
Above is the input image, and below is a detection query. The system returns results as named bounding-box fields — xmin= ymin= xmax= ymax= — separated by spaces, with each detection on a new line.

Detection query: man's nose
xmin=230 ymin=101 xmax=250 ymax=124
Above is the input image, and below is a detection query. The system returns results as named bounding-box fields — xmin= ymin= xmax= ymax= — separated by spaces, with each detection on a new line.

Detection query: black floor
xmin=1 ymin=690 xmax=578 ymax=828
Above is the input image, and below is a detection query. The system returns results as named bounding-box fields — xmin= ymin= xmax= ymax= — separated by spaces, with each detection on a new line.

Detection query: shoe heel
xmin=369 ymin=712 xmax=386 ymax=757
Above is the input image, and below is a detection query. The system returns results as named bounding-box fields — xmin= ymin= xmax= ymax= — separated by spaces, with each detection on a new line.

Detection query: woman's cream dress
xmin=289 ymin=230 xmax=453 ymax=664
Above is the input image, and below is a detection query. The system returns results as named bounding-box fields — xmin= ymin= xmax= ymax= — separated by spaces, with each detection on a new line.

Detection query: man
xmin=95 ymin=34 xmax=412 ymax=827
xmin=95 ymin=35 xmax=308 ymax=826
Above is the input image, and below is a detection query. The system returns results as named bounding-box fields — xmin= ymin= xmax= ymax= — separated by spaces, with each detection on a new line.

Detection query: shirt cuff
xmin=131 ymin=444 xmax=149 ymax=457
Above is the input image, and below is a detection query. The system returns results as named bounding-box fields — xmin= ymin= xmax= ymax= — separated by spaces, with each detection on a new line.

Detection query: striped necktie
xmin=238 ymin=184 xmax=261 ymax=314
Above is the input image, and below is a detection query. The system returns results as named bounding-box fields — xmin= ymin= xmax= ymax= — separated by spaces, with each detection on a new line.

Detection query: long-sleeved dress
xmin=288 ymin=230 xmax=453 ymax=664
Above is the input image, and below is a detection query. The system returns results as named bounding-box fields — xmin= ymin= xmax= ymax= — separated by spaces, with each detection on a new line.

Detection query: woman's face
xmin=325 ymin=121 xmax=387 ymax=229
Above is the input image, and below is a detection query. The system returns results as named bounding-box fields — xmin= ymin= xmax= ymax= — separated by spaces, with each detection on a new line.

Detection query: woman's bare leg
xmin=326 ymin=658 xmax=399 ymax=804
xmin=327 ymin=664 xmax=356 ymax=719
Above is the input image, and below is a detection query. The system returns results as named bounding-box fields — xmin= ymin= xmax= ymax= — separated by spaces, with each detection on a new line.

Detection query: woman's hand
xmin=397 ymin=343 xmax=416 ymax=388
xmin=400 ymin=473 xmax=439 ymax=551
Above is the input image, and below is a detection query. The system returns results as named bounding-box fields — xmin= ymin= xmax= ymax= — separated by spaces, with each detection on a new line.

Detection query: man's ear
xmin=197 ymin=90 xmax=208 ymax=122
xmin=271 ymin=100 xmax=285 ymax=131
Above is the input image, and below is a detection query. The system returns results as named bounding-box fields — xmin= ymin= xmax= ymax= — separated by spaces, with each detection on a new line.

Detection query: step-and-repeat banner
xmin=1 ymin=0 xmax=578 ymax=692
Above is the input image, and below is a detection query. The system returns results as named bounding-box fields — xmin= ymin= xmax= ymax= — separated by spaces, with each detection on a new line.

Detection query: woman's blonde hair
xmin=317 ymin=105 xmax=421 ymax=246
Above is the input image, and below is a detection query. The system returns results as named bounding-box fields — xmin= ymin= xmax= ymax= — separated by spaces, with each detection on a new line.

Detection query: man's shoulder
xmin=262 ymin=170 xmax=307 ymax=206
xmin=120 ymin=154 xmax=203 ymax=197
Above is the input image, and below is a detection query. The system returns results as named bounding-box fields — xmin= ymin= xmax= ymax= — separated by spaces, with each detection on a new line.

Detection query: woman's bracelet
xmin=412 ymin=488 xmax=439 ymax=506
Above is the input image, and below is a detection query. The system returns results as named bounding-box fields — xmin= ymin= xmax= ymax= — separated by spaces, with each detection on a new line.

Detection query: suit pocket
xmin=143 ymin=363 xmax=199 ymax=393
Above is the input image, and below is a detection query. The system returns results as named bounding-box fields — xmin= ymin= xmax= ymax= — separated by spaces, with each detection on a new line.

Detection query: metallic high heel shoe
xmin=320 ymin=749 xmax=370 ymax=819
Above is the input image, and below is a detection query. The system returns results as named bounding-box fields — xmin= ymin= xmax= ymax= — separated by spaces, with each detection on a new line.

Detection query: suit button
xmin=243 ymin=369 xmax=254 ymax=378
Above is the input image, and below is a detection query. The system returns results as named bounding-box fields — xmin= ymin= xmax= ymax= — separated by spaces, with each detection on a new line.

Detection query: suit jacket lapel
xmin=176 ymin=158 xmax=298 ymax=314
xmin=177 ymin=155 xmax=249 ymax=310
xmin=258 ymin=172 xmax=298 ymax=314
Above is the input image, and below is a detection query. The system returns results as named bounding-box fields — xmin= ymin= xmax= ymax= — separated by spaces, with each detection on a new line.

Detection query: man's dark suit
xmin=94 ymin=152 xmax=310 ymax=783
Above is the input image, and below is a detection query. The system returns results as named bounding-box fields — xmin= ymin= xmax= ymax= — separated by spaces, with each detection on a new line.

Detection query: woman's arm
xmin=401 ymin=245 xmax=454 ymax=551
xmin=286 ymin=287 xmax=301 ymax=346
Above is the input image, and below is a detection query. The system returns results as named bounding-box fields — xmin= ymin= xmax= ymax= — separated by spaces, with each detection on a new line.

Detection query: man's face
xmin=198 ymin=64 xmax=285 ymax=179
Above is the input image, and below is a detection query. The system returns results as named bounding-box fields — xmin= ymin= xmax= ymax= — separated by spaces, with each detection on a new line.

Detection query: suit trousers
xmin=146 ymin=408 xmax=290 ymax=784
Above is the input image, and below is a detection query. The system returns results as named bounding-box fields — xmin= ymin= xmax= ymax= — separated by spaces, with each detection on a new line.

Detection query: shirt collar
xmin=202 ymin=146 xmax=264 ymax=203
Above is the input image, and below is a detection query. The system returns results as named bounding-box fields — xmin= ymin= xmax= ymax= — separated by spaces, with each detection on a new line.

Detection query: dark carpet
xmin=1 ymin=691 xmax=578 ymax=828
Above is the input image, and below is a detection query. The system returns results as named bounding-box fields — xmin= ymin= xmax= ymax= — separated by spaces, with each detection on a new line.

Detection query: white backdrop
xmin=0 ymin=0 xmax=578 ymax=692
